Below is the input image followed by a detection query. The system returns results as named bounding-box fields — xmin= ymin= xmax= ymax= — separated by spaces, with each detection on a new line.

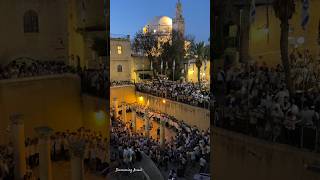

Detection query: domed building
xmin=142 ymin=0 xmax=184 ymax=38
xmin=143 ymin=16 xmax=173 ymax=35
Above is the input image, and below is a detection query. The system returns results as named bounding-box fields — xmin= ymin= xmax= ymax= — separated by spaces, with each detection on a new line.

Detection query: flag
xmin=250 ymin=0 xmax=256 ymax=24
xmin=301 ymin=0 xmax=309 ymax=30
xmin=150 ymin=61 xmax=153 ymax=70
xmin=173 ymin=60 xmax=175 ymax=70
xmin=166 ymin=61 xmax=168 ymax=70
xmin=160 ymin=60 xmax=163 ymax=71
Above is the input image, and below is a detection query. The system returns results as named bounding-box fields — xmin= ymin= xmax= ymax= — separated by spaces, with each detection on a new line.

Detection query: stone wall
xmin=212 ymin=127 xmax=320 ymax=180
xmin=249 ymin=1 xmax=320 ymax=66
xmin=110 ymin=85 xmax=137 ymax=105
xmin=0 ymin=0 xmax=68 ymax=64
xmin=0 ymin=74 xmax=83 ymax=143
xmin=136 ymin=92 xmax=210 ymax=131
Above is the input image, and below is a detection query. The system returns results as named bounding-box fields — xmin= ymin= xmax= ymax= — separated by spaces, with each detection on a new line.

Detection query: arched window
xmin=24 ymin=10 xmax=39 ymax=33
xmin=117 ymin=65 xmax=122 ymax=72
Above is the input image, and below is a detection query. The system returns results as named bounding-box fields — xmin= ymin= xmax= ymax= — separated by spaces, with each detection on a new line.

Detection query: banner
xmin=301 ymin=0 xmax=309 ymax=30
xmin=250 ymin=0 xmax=256 ymax=24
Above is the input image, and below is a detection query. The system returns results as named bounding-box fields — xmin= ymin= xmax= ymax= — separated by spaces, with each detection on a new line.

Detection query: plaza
xmin=110 ymin=0 xmax=211 ymax=179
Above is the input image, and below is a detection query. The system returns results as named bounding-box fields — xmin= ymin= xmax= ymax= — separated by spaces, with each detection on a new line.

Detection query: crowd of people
xmin=135 ymin=80 xmax=210 ymax=109
xmin=23 ymin=128 xmax=110 ymax=179
xmin=290 ymin=49 xmax=320 ymax=90
xmin=110 ymin=103 xmax=210 ymax=179
xmin=0 ymin=143 xmax=14 ymax=180
xmin=0 ymin=60 xmax=76 ymax=80
xmin=80 ymin=68 xmax=108 ymax=98
xmin=110 ymin=80 xmax=134 ymax=87
xmin=215 ymin=49 xmax=320 ymax=151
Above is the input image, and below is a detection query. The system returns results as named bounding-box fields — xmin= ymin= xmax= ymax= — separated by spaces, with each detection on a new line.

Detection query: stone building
xmin=215 ymin=0 xmax=320 ymax=66
xmin=110 ymin=35 xmax=132 ymax=81
xmin=0 ymin=0 xmax=106 ymax=68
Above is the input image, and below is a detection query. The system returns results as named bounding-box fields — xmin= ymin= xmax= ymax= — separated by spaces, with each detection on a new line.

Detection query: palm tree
xmin=273 ymin=0 xmax=296 ymax=96
xmin=194 ymin=42 xmax=206 ymax=87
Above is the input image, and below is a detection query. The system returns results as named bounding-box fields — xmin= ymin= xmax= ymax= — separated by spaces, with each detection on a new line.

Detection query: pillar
xmin=122 ymin=102 xmax=127 ymax=123
xmin=160 ymin=120 xmax=165 ymax=147
xmin=10 ymin=113 xmax=26 ymax=180
xmin=131 ymin=106 xmax=137 ymax=132
xmin=144 ymin=110 xmax=150 ymax=137
xmin=69 ymin=140 xmax=86 ymax=180
xmin=35 ymin=126 xmax=53 ymax=180
xmin=113 ymin=98 xmax=119 ymax=118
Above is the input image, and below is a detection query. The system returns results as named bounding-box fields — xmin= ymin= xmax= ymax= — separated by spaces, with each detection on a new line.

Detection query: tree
xmin=155 ymin=30 xmax=187 ymax=80
xmin=132 ymin=30 xmax=161 ymax=77
xmin=273 ymin=0 xmax=295 ymax=96
xmin=171 ymin=30 xmax=186 ymax=80
xmin=194 ymin=42 xmax=206 ymax=87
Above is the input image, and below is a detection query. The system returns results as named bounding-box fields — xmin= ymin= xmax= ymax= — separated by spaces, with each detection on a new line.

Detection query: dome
xmin=144 ymin=16 xmax=172 ymax=34
xmin=155 ymin=16 xmax=172 ymax=27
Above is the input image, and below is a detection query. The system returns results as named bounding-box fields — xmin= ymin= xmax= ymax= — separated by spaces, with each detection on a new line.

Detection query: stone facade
xmin=0 ymin=0 xmax=105 ymax=68
xmin=110 ymin=36 xmax=132 ymax=81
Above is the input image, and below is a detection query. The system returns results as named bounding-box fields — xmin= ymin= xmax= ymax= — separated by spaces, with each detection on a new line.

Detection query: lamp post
xmin=160 ymin=100 xmax=166 ymax=147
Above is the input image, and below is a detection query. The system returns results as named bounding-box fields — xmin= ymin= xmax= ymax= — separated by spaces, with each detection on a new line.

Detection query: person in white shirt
xmin=199 ymin=156 xmax=207 ymax=173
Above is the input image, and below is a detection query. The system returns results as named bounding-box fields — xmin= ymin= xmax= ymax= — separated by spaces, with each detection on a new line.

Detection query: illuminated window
xmin=117 ymin=65 xmax=122 ymax=72
xmin=24 ymin=10 xmax=39 ymax=33
xmin=117 ymin=46 xmax=122 ymax=54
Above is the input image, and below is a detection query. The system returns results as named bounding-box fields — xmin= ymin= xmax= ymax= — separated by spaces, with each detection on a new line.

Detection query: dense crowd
xmin=0 ymin=143 xmax=14 ymax=180
xmin=215 ymin=49 xmax=320 ymax=151
xmin=111 ymin=81 xmax=134 ymax=87
xmin=135 ymin=80 xmax=210 ymax=109
xmin=290 ymin=49 xmax=320 ymax=90
xmin=24 ymin=128 xmax=110 ymax=178
xmin=0 ymin=60 xmax=76 ymax=80
xmin=80 ymin=68 xmax=108 ymax=98
xmin=110 ymin=104 xmax=210 ymax=179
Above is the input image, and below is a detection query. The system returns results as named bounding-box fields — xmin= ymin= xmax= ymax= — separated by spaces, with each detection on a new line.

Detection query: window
xmin=117 ymin=65 xmax=122 ymax=72
xmin=117 ymin=46 xmax=122 ymax=54
xmin=24 ymin=10 xmax=39 ymax=33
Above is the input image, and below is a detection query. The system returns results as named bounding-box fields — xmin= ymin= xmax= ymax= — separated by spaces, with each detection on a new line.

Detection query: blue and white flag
xmin=250 ymin=0 xmax=256 ymax=24
xmin=301 ymin=0 xmax=309 ymax=30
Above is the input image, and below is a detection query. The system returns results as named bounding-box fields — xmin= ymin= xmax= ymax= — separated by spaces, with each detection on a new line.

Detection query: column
xmin=10 ymin=113 xmax=26 ymax=180
xmin=122 ymin=102 xmax=127 ymax=123
xmin=113 ymin=98 xmax=119 ymax=118
xmin=131 ymin=106 xmax=137 ymax=132
xmin=35 ymin=126 xmax=53 ymax=180
xmin=144 ymin=110 xmax=150 ymax=137
xmin=160 ymin=120 xmax=165 ymax=147
xmin=69 ymin=139 xmax=86 ymax=180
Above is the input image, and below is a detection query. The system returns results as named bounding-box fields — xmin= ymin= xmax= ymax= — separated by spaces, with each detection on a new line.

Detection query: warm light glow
xmin=117 ymin=46 xmax=122 ymax=54
xmin=162 ymin=99 xmax=166 ymax=104
xmin=139 ymin=96 xmax=144 ymax=102
xmin=188 ymin=69 xmax=194 ymax=75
